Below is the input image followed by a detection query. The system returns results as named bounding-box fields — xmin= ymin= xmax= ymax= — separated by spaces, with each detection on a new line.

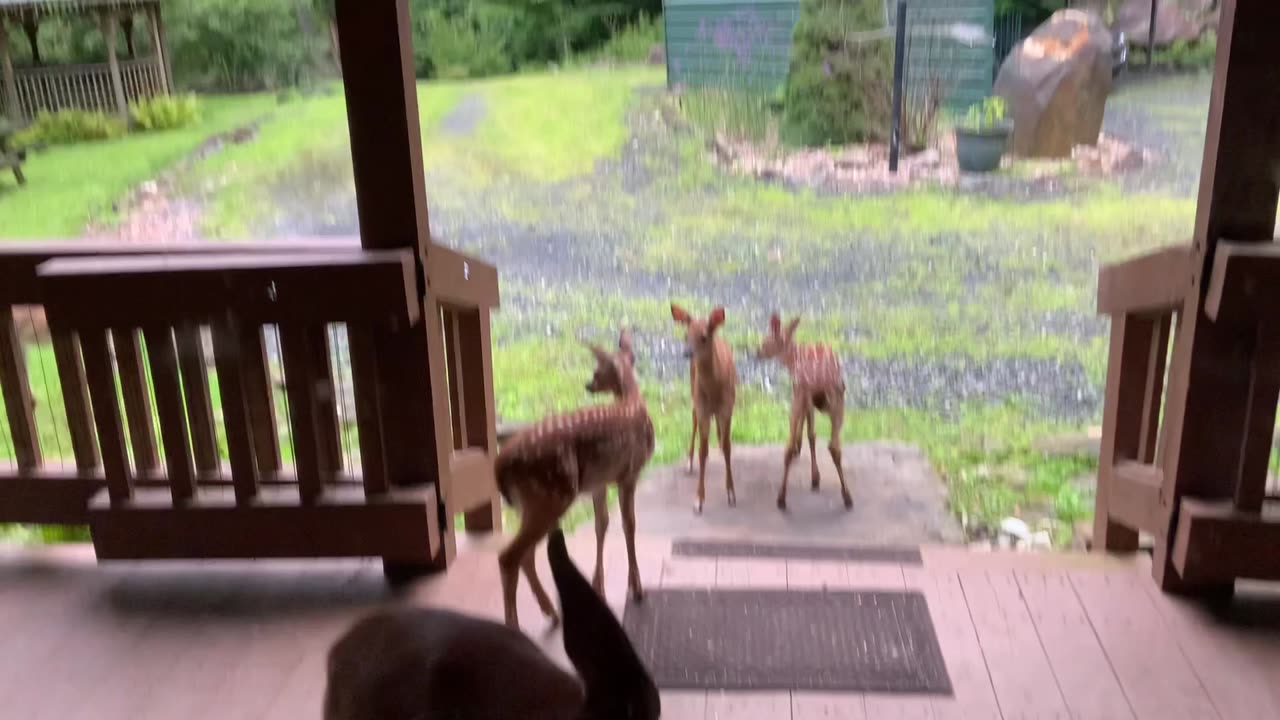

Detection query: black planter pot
xmin=955 ymin=124 xmax=1012 ymax=173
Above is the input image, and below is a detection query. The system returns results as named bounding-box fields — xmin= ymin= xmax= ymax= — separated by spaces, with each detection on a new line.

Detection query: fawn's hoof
xmin=630 ymin=582 xmax=645 ymax=604
xmin=727 ymin=489 xmax=737 ymax=507
xmin=545 ymin=609 xmax=562 ymax=629
xmin=693 ymin=498 xmax=704 ymax=514
xmin=842 ymin=492 xmax=854 ymax=510
xmin=776 ymin=495 xmax=787 ymax=511
xmin=811 ymin=475 xmax=821 ymax=491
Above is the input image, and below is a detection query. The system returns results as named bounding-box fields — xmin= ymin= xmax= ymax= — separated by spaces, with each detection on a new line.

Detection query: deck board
xmin=0 ymin=538 xmax=1277 ymax=719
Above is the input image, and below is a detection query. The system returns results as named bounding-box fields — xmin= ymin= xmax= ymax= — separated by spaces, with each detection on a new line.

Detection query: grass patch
xmin=0 ymin=94 xmax=277 ymax=238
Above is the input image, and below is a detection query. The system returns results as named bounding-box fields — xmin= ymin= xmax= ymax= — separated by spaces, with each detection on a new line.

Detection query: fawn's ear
xmin=548 ymin=530 xmax=659 ymax=717
xmin=618 ymin=329 xmax=635 ymax=364
xmin=785 ymin=316 xmax=801 ymax=341
xmin=769 ymin=312 xmax=782 ymax=335
xmin=585 ymin=342 xmax=612 ymax=367
xmin=708 ymin=306 xmax=726 ymax=332
xmin=670 ymin=303 xmax=691 ymax=325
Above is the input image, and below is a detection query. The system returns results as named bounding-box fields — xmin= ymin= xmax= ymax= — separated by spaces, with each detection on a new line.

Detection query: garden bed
xmin=709 ymin=131 xmax=1153 ymax=195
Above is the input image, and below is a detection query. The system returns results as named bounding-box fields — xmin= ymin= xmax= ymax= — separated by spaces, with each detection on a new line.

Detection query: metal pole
xmin=889 ymin=1 xmax=907 ymax=172
xmin=1147 ymin=0 xmax=1158 ymax=68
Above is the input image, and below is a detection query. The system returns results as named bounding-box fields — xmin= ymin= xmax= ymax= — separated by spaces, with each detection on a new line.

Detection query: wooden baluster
xmin=113 ymin=328 xmax=159 ymax=477
xmin=457 ymin=306 xmax=500 ymax=533
xmin=211 ymin=316 xmax=260 ymax=504
xmin=50 ymin=329 xmax=99 ymax=472
xmin=1094 ymin=313 xmax=1169 ymax=552
xmin=347 ymin=325 xmax=388 ymax=496
xmin=0 ymin=305 xmax=41 ymax=472
xmin=279 ymin=324 xmax=328 ymax=503
xmin=79 ymin=328 xmax=132 ymax=503
xmin=174 ymin=323 xmax=219 ymax=477
xmin=441 ymin=308 xmax=465 ymax=450
xmin=1233 ymin=325 xmax=1280 ymax=513
xmin=144 ymin=325 xmax=196 ymax=504
xmin=242 ymin=325 xmax=281 ymax=475
xmin=309 ymin=326 xmax=343 ymax=478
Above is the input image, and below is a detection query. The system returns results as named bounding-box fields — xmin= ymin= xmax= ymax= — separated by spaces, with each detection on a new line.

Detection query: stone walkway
xmin=635 ymin=443 xmax=964 ymax=546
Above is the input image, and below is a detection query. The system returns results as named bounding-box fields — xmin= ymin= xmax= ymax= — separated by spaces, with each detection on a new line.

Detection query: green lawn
xmin=0 ymin=94 xmax=278 ymax=237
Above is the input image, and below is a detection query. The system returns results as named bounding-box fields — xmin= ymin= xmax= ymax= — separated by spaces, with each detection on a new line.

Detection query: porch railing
xmin=7 ymin=57 xmax=166 ymax=119
xmin=1093 ymin=241 xmax=1280 ymax=587
xmin=0 ymin=240 xmax=500 ymax=569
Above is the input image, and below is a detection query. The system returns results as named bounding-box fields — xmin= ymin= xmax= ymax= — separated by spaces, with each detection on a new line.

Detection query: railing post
xmin=335 ymin=0 xmax=455 ymax=573
xmin=99 ymin=9 xmax=129 ymax=120
xmin=0 ymin=17 xmax=21 ymax=123
xmin=0 ymin=305 xmax=40 ymax=471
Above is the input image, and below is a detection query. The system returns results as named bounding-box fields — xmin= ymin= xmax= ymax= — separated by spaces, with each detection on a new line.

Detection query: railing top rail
xmin=39 ymin=250 xmax=420 ymax=328
xmin=0 ymin=239 xmax=361 ymax=305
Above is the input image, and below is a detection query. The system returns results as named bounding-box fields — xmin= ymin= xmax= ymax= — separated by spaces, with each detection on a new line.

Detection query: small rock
xmin=1030 ymin=530 xmax=1053 ymax=549
xmin=1000 ymin=516 xmax=1032 ymax=542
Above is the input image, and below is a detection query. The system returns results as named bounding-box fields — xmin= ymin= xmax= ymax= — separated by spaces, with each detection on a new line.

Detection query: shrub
xmin=130 ymin=94 xmax=202 ymax=132
xmin=411 ymin=6 xmax=514 ymax=79
xmin=584 ymin=13 xmax=664 ymax=64
xmin=1128 ymin=32 xmax=1217 ymax=71
xmin=781 ymin=0 xmax=894 ymax=147
xmin=15 ymin=110 xmax=127 ymax=146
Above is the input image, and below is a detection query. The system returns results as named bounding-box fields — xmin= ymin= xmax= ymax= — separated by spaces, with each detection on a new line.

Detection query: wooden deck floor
xmin=2 ymin=532 xmax=1279 ymax=720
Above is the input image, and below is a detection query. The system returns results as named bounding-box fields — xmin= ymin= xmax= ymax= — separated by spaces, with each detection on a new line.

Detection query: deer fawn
xmin=323 ymin=529 xmax=661 ymax=720
xmin=495 ymin=330 xmax=654 ymax=630
xmin=758 ymin=312 xmax=853 ymax=511
xmin=671 ymin=303 xmax=737 ymax=514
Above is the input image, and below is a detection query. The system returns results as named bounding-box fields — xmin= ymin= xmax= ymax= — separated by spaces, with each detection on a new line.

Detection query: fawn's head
xmin=670 ymin=304 xmax=725 ymax=360
xmin=757 ymin=312 xmax=801 ymax=360
xmin=585 ymin=329 xmax=639 ymax=399
xmin=548 ymin=529 xmax=661 ymax=720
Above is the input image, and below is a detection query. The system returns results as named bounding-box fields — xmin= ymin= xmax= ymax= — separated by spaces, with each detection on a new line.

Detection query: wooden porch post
xmin=0 ymin=17 xmax=20 ymax=123
xmin=1150 ymin=0 xmax=1280 ymax=592
xmin=99 ymin=10 xmax=129 ymax=119
xmin=333 ymin=0 xmax=457 ymax=573
xmin=146 ymin=5 xmax=169 ymax=95
xmin=149 ymin=2 xmax=173 ymax=94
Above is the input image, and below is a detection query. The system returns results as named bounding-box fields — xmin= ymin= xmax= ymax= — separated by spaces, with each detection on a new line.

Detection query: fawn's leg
xmin=694 ymin=412 xmax=712 ymax=514
xmin=618 ymin=480 xmax=644 ymax=602
xmin=520 ymin=551 xmax=560 ymax=625
xmin=686 ymin=362 xmax=698 ymax=474
xmin=499 ymin=502 xmax=563 ymax=629
xmin=807 ymin=406 xmax=820 ymax=490
xmin=777 ymin=394 xmax=806 ymax=511
xmin=828 ymin=393 xmax=853 ymax=509
xmin=717 ymin=409 xmax=736 ymax=506
xmin=591 ymin=487 xmax=609 ymax=595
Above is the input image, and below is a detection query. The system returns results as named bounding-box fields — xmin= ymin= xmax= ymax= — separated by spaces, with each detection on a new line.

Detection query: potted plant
xmin=955 ymin=96 xmax=1012 ymax=173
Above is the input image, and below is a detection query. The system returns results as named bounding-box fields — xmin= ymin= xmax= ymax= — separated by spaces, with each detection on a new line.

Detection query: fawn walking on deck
xmin=758 ymin=312 xmax=854 ymax=510
xmin=494 ymin=330 xmax=654 ymax=629
xmin=671 ymin=303 xmax=737 ymax=514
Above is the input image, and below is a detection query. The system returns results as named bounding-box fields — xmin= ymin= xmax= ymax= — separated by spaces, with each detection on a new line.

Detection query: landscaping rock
xmin=995 ymin=9 xmax=1114 ymax=159
xmin=1114 ymin=0 xmax=1217 ymax=48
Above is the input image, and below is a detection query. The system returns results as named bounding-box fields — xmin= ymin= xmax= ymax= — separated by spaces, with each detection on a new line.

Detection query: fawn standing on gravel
xmin=494 ymin=330 xmax=654 ymax=630
xmin=758 ymin=312 xmax=853 ymax=511
xmin=323 ymin=529 xmax=661 ymax=720
xmin=671 ymin=303 xmax=737 ymax=514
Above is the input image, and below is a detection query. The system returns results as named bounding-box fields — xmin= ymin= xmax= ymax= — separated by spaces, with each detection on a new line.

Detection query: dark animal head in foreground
xmin=322 ymin=529 xmax=660 ymax=720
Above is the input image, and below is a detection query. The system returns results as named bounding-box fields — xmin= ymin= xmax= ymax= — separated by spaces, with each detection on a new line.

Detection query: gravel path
xmin=237 ymin=74 xmax=1210 ymax=422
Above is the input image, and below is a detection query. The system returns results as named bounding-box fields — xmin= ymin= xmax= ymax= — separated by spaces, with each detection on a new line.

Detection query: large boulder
xmin=994 ymin=9 xmax=1114 ymax=159
xmin=1114 ymin=0 xmax=1218 ymax=47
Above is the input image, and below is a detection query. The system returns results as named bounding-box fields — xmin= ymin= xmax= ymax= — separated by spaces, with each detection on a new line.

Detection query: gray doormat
xmin=672 ymin=539 xmax=923 ymax=565
xmin=623 ymin=589 xmax=951 ymax=693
